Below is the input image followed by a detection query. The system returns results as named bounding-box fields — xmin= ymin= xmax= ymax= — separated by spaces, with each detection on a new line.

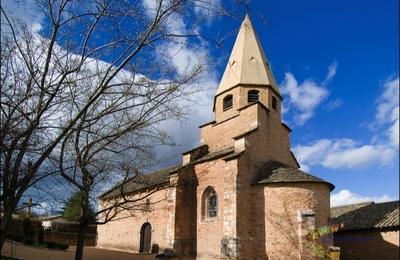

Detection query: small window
xmin=272 ymin=96 xmax=278 ymax=110
xmin=223 ymin=95 xmax=233 ymax=111
xmin=201 ymin=187 xmax=218 ymax=220
xmin=248 ymin=90 xmax=259 ymax=103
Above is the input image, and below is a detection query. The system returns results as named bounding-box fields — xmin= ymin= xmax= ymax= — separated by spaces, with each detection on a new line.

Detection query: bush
xmin=152 ymin=243 xmax=159 ymax=254
xmin=44 ymin=241 xmax=69 ymax=250
xmin=23 ymin=218 xmax=34 ymax=242
xmin=23 ymin=239 xmax=34 ymax=245
xmin=38 ymin=229 xmax=44 ymax=244
xmin=46 ymin=241 xmax=56 ymax=249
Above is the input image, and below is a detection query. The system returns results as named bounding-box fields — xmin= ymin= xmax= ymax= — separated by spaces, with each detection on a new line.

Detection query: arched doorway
xmin=139 ymin=222 xmax=152 ymax=253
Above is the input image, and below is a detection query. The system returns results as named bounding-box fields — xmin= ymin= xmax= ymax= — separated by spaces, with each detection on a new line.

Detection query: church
xmin=97 ymin=15 xmax=335 ymax=259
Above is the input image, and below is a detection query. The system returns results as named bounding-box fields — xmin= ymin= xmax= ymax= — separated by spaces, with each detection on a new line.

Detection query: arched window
xmin=248 ymin=90 xmax=259 ymax=103
xmin=223 ymin=95 xmax=233 ymax=111
xmin=201 ymin=187 xmax=218 ymax=220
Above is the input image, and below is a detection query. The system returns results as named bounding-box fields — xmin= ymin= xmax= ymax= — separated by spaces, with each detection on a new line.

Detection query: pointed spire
xmin=216 ymin=14 xmax=280 ymax=95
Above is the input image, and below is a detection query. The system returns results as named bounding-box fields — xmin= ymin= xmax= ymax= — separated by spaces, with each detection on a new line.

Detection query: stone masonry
xmin=97 ymin=14 xmax=334 ymax=259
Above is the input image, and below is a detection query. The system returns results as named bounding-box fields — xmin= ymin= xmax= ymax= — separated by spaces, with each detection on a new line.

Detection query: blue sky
xmin=233 ymin=0 xmax=399 ymax=205
xmin=168 ymin=0 xmax=399 ymax=206
xmin=3 ymin=0 xmax=398 ymax=209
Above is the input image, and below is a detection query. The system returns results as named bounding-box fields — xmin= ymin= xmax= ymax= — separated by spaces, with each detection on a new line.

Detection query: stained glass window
xmin=208 ymin=191 xmax=217 ymax=218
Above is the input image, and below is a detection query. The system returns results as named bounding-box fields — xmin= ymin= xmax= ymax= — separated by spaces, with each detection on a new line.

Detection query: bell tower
xmin=213 ymin=14 xmax=282 ymax=123
xmin=198 ymin=14 xmax=297 ymax=168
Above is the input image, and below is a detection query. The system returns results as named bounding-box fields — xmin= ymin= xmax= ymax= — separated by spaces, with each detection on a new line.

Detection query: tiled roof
xmin=100 ymin=165 xmax=180 ymax=199
xmin=331 ymin=200 xmax=400 ymax=231
xmin=254 ymin=160 xmax=334 ymax=191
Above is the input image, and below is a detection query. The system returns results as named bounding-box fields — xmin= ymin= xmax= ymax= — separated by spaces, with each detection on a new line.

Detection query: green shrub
xmin=55 ymin=243 xmax=69 ymax=250
xmin=44 ymin=241 xmax=69 ymax=250
xmin=23 ymin=239 xmax=34 ymax=245
xmin=46 ymin=241 xmax=56 ymax=249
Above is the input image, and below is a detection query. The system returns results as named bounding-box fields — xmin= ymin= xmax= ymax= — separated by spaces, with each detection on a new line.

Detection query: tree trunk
xmin=75 ymin=185 xmax=90 ymax=260
xmin=0 ymin=200 xmax=16 ymax=252
xmin=74 ymin=220 xmax=88 ymax=260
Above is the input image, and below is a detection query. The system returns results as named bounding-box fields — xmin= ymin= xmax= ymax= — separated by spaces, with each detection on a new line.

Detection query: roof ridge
xmin=99 ymin=164 xmax=181 ymax=199
xmin=331 ymin=201 xmax=374 ymax=209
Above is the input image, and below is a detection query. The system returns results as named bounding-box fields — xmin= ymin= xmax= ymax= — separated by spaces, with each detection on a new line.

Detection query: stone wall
xmin=334 ymin=230 xmax=399 ymax=260
xmin=201 ymin=100 xmax=297 ymax=168
xmin=96 ymin=187 xmax=175 ymax=253
xmin=200 ymin=103 xmax=258 ymax=152
xmin=243 ymin=106 xmax=297 ymax=168
xmin=263 ymin=183 xmax=332 ymax=259
xmin=44 ymin=231 xmax=96 ymax=246
xmin=213 ymin=85 xmax=282 ymax=121
xmin=214 ymin=86 xmax=272 ymax=122
xmin=172 ymin=166 xmax=198 ymax=256
xmin=193 ymin=158 xmax=239 ymax=259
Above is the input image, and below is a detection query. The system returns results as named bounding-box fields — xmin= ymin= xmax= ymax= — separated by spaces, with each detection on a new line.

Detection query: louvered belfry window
xmin=223 ymin=95 xmax=233 ymax=111
xmin=248 ymin=90 xmax=259 ymax=103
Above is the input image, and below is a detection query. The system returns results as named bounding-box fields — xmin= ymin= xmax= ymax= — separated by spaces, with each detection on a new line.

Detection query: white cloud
xmin=331 ymin=189 xmax=397 ymax=207
xmin=138 ymin=0 xmax=219 ymax=164
xmin=374 ymin=76 xmax=399 ymax=147
xmin=293 ymin=139 xmax=396 ymax=170
xmin=388 ymin=113 xmax=399 ymax=147
xmin=281 ymin=62 xmax=339 ymax=125
xmin=375 ymin=77 xmax=399 ymax=123
xmin=323 ymin=62 xmax=338 ymax=85
xmin=1 ymin=0 xmax=44 ymax=31
xmin=163 ymin=43 xmax=208 ymax=76
xmin=293 ymin=76 xmax=399 ymax=171
xmin=194 ymin=0 xmax=221 ymax=19
xmin=281 ymin=72 xmax=328 ymax=125
xmin=325 ymin=98 xmax=343 ymax=111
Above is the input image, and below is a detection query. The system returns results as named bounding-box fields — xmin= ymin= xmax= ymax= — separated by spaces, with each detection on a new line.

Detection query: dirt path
xmin=2 ymin=240 xmax=156 ymax=260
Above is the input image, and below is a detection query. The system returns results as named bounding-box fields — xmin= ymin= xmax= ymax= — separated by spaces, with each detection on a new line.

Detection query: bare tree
xmin=56 ymin=52 xmax=202 ymax=259
xmin=0 ymin=0 xmax=229 ymax=256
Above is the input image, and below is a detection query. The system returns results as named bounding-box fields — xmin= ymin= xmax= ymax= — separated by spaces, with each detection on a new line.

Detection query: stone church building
xmin=97 ymin=15 xmax=335 ymax=259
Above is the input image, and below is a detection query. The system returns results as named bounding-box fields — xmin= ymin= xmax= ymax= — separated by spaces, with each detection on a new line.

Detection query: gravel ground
xmin=2 ymin=240 xmax=156 ymax=260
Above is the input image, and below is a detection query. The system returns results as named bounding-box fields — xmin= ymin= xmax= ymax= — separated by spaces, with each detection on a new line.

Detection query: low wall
xmin=44 ymin=231 xmax=96 ymax=246
xmin=6 ymin=218 xmax=97 ymax=246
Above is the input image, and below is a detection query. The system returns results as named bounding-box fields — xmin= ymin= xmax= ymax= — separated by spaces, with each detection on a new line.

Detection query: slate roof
xmin=191 ymin=146 xmax=235 ymax=163
xmin=254 ymin=160 xmax=334 ymax=191
xmin=100 ymin=165 xmax=181 ymax=199
xmin=331 ymin=200 xmax=400 ymax=231
xmin=100 ymin=147 xmax=237 ymax=200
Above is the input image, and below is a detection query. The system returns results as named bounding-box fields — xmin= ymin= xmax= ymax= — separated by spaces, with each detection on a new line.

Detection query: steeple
xmin=216 ymin=14 xmax=280 ymax=95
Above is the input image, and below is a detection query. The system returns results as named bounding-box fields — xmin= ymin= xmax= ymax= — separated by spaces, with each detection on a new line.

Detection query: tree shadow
xmin=172 ymin=165 xmax=198 ymax=259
